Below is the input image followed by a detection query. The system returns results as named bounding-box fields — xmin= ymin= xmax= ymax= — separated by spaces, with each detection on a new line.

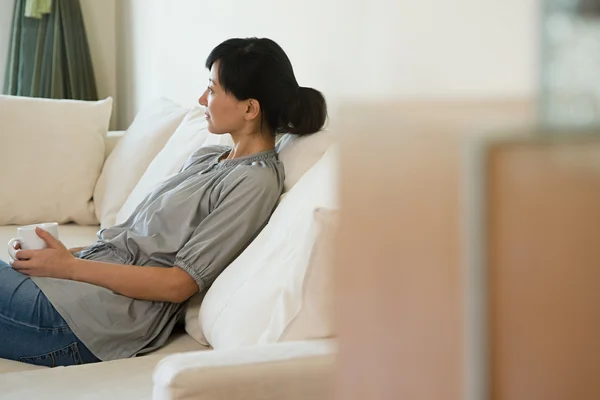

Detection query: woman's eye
xmin=207 ymin=87 xmax=213 ymax=93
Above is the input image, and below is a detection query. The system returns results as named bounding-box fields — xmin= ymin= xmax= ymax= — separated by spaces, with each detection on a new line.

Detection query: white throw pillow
xmin=0 ymin=95 xmax=112 ymax=225
xmin=199 ymin=145 xmax=339 ymax=349
xmin=115 ymin=107 xmax=233 ymax=225
xmin=276 ymin=130 xmax=336 ymax=192
xmin=94 ymin=98 xmax=188 ymax=228
xmin=280 ymin=207 xmax=338 ymax=341
xmin=184 ymin=292 xmax=210 ymax=346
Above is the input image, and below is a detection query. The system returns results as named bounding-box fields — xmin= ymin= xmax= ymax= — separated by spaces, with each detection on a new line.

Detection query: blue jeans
xmin=0 ymin=260 xmax=99 ymax=367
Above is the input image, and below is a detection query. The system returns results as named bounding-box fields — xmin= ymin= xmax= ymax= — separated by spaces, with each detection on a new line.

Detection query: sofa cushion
xmin=199 ymin=145 xmax=339 ymax=349
xmin=0 ymin=328 xmax=206 ymax=374
xmin=183 ymin=292 xmax=210 ymax=346
xmin=279 ymin=208 xmax=338 ymax=342
xmin=115 ymin=107 xmax=233 ymax=225
xmin=0 ymin=354 xmax=166 ymax=399
xmin=94 ymin=98 xmax=188 ymax=228
xmin=144 ymin=327 xmax=210 ymax=356
xmin=0 ymin=96 xmax=112 ymax=225
xmin=276 ymin=131 xmax=336 ymax=193
xmin=0 ymin=358 xmax=47 ymax=374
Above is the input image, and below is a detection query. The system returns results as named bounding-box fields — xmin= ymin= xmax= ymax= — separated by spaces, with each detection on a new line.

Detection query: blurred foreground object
xmin=334 ymin=100 xmax=599 ymax=399
xmin=466 ymin=131 xmax=600 ymax=400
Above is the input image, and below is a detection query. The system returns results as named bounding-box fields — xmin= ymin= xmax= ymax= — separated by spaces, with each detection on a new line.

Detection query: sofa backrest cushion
xmin=115 ymin=107 xmax=233 ymax=225
xmin=0 ymin=95 xmax=112 ymax=225
xmin=199 ymin=145 xmax=339 ymax=349
xmin=276 ymin=130 xmax=336 ymax=193
xmin=94 ymin=98 xmax=188 ymax=228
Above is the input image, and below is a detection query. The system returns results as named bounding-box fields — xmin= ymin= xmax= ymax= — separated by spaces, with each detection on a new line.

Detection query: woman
xmin=0 ymin=38 xmax=327 ymax=366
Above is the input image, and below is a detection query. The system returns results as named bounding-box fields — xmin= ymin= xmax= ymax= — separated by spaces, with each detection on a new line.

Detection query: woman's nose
xmin=198 ymin=90 xmax=208 ymax=106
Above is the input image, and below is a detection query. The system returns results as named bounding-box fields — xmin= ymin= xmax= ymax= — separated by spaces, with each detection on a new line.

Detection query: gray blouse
xmin=32 ymin=146 xmax=284 ymax=361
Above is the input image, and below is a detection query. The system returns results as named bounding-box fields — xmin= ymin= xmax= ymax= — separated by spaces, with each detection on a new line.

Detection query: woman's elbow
xmin=168 ymin=268 xmax=200 ymax=303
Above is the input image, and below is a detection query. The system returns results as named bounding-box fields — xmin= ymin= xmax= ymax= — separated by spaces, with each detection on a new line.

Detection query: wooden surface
xmin=488 ymin=138 xmax=600 ymax=400
xmin=333 ymin=99 xmax=534 ymax=400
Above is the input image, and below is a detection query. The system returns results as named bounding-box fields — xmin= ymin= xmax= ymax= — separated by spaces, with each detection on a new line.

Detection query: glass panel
xmin=540 ymin=0 xmax=600 ymax=128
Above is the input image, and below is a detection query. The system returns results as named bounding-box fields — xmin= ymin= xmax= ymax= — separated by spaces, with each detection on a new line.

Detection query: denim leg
xmin=0 ymin=260 xmax=99 ymax=366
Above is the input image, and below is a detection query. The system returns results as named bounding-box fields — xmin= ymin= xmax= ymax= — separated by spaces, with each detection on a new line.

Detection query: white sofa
xmin=0 ymin=97 xmax=337 ymax=399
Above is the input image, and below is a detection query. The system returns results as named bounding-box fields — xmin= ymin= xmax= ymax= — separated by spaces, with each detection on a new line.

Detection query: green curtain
xmin=3 ymin=0 xmax=98 ymax=100
xmin=25 ymin=0 xmax=53 ymax=19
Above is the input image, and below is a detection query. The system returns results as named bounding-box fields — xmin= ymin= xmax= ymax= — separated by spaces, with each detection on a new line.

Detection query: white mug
xmin=7 ymin=222 xmax=60 ymax=260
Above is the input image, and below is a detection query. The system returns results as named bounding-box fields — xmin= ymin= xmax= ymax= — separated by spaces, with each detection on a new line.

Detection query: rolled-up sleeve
xmin=174 ymin=171 xmax=280 ymax=292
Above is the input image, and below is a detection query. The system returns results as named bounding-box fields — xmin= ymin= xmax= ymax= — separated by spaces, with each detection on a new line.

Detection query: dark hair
xmin=206 ymin=38 xmax=327 ymax=136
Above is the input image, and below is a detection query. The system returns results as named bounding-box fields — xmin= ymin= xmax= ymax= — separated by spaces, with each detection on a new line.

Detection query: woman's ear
xmin=245 ymin=99 xmax=261 ymax=121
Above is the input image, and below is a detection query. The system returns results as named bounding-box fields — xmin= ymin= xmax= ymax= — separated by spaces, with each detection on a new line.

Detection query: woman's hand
xmin=10 ymin=243 xmax=84 ymax=255
xmin=10 ymin=227 xmax=77 ymax=280
xmin=68 ymin=246 xmax=86 ymax=255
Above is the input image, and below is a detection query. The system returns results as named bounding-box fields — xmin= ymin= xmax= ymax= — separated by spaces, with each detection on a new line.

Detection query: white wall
xmin=116 ymin=0 xmax=538 ymax=128
xmin=115 ymin=0 xmax=160 ymax=129
xmin=80 ymin=0 xmax=117 ymax=128
xmin=0 ymin=0 xmax=16 ymax=90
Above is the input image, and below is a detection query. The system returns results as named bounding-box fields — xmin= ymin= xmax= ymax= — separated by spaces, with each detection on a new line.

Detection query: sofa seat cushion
xmin=0 ymin=330 xmax=208 ymax=397
xmin=0 ymin=224 xmax=100 ymax=263
xmin=0 ymin=359 xmax=47 ymax=374
xmin=0 ymin=354 xmax=166 ymax=399
xmin=143 ymin=327 xmax=210 ymax=356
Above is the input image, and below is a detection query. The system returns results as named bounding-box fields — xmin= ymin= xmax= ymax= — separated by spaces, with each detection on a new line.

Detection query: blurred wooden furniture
xmin=333 ymin=99 xmax=533 ymax=400
xmin=467 ymin=133 xmax=600 ymax=400
xmin=334 ymin=99 xmax=599 ymax=400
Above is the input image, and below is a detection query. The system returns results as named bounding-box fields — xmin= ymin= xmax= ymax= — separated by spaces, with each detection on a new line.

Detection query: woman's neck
xmin=226 ymin=132 xmax=275 ymax=160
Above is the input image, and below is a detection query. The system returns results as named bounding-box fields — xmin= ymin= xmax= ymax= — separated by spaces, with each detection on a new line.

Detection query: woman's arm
xmin=70 ymin=258 xmax=199 ymax=303
xmin=10 ymin=228 xmax=199 ymax=303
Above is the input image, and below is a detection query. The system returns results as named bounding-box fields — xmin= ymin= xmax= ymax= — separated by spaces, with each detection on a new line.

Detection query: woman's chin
xmin=206 ymin=123 xmax=217 ymax=134
xmin=206 ymin=125 xmax=227 ymax=135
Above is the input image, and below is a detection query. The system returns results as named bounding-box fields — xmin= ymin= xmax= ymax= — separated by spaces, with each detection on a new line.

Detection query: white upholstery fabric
xmin=0 ymin=340 xmax=333 ymax=400
xmin=280 ymin=208 xmax=338 ymax=342
xmin=0 ymin=359 xmax=47 ymax=374
xmin=153 ymin=339 xmax=336 ymax=400
xmin=276 ymin=131 xmax=336 ymax=192
xmin=94 ymin=99 xmax=188 ymax=228
xmin=183 ymin=293 xmax=210 ymax=346
xmin=0 ymin=330 xmax=207 ymax=376
xmin=105 ymin=131 xmax=126 ymax=159
xmin=0 ymin=96 xmax=113 ymax=225
xmin=200 ymin=146 xmax=339 ymax=349
xmin=115 ymin=107 xmax=233 ymax=225
xmin=145 ymin=328 xmax=210 ymax=356
xmin=0 ymin=354 xmax=166 ymax=399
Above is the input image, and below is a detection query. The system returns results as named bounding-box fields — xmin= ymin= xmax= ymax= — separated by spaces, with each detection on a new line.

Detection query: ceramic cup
xmin=7 ymin=222 xmax=59 ymax=260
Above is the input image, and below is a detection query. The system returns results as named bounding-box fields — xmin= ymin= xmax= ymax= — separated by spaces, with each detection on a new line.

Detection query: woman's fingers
xmin=35 ymin=227 xmax=61 ymax=248
xmin=14 ymin=250 xmax=34 ymax=260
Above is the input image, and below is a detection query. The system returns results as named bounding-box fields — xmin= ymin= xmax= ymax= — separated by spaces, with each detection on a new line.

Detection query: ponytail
xmin=284 ymin=87 xmax=327 ymax=136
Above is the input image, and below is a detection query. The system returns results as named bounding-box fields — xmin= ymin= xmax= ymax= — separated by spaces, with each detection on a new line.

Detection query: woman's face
xmin=198 ymin=61 xmax=247 ymax=134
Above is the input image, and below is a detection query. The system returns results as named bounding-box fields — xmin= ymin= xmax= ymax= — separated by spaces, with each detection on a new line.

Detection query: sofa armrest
xmin=152 ymin=339 xmax=337 ymax=400
xmin=105 ymin=130 xmax=125 ymax=159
